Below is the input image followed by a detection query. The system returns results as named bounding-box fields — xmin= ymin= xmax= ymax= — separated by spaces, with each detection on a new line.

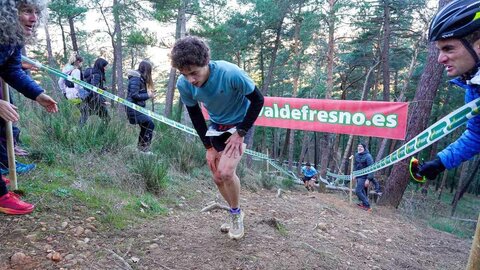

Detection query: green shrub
xmin=131 ymin=156 xmax=169 ymax=194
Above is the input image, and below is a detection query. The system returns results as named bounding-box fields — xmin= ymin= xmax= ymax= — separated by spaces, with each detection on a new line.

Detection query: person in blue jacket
xmin=126 ymin=60 xmax=155 ymax=153
xmin=418 ymin=0 xmax=480 ymax=180
xmin=171 ymin=36 xmax=264 ymax=240
xmin=301 ymin=162 xmax=317 ymax=192
xmin=0 ymin=0 xmax=58 ymax=215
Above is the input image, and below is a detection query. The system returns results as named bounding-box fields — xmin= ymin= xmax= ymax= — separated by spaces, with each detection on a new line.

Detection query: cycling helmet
xmin=429 ymin=0 xmax=480 ymax=41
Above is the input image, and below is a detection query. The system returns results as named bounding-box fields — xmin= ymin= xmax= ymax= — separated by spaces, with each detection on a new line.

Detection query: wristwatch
xmin=236 ymin=129 xmax=247 ymax=137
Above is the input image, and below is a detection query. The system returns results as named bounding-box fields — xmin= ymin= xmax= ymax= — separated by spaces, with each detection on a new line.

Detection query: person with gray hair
xmin=418 ymin=0 xmax=480 ymax=180
xmin=0 ymin=0 xmax=58 ymax=215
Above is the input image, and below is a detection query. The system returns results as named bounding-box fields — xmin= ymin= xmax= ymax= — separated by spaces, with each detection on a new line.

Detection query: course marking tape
xmin=23 ymin=56 xmax=272 ymax=162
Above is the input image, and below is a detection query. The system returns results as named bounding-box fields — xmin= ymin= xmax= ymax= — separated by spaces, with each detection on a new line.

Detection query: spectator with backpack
xmin=58 ymin=53 xmax=87 ymax=101
xmin=126 ymin=60 xmax=155 ymax=153
xmin=79 ymin=57 xmax=110 ymax=126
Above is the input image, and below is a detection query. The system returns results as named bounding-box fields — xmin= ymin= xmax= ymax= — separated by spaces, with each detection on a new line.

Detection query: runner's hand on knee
xmin=224 ymin=133 xmax=244 ymax=158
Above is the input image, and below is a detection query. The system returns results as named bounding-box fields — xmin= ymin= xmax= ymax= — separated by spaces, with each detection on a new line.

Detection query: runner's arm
xmin=186 ymin=104 xmax=213 ymax=149
xmin=236 ymin=86 xmax=264 ymax=133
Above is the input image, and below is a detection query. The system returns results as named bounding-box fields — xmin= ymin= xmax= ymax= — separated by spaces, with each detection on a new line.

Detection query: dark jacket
xmin=86 ymin=58 xmax=108 ymax=104
xmin=126 ymin=70 xmax=151 ymax=124
xmin=354 ymin=150 xmax=374 ymax=179
xmin=0 ymin=45 xmax=43 ymax=101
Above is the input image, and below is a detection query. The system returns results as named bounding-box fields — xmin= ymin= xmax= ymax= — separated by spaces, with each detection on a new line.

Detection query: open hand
xmin=35 ymin=93 xmax=58 ymax=113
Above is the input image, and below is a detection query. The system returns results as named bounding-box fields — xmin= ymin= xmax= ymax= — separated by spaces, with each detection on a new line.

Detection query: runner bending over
xmin=170 ymin=36 xmax=264 ymax=240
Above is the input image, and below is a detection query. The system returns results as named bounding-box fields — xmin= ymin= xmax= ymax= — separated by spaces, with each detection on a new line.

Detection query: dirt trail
xmin=0 ymin=189 xmax=471 ymax=270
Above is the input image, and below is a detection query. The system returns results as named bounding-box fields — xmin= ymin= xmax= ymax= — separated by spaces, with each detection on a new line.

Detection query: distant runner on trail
xmin=417 ymin=0 xmax=480 ymax=180
xmin=0 ymin=0 xmax=58 ymax=215
xmin=301 ymin=162 xmax=317 ymax=192
xmin=170 ymin=36 xmax=264 ymax=240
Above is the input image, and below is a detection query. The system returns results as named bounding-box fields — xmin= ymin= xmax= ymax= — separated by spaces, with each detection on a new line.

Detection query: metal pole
xmin=466 ymin=213 xmax=480 ymax=270
xmin=1 ymin=81 xmax=17 ymax=189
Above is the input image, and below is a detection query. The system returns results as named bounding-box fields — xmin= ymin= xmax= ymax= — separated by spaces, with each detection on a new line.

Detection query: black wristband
xmin=237 ymin=129 xmax=247 ymax=137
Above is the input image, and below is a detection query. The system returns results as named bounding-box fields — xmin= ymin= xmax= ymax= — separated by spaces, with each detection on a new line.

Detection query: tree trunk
xmin=68 ymin=16 xmax=78 ymax=52
xmin=318 ymin=0 xmax=338 ymax=178
xmin=287 ymin=4 xmax=304 ymax=170
xmin=261 ymin=15 xmax=285 ymax=95
xmin=58 ymin=17 xmax=67 ymax=61
xmin=381 ymin=0 xmax=391 ymax=102
xmin=165 ymin=0 xmax=187 ymax=117
xmin=379 ymin=41 xmax=444 ymax=207
xmin=113 ymin=0 xmax=124 ymax=101
xmin=437 ymin=170 xmax=449 ymax=200
xmin=43 ymin=24 xmax=60 ymax=95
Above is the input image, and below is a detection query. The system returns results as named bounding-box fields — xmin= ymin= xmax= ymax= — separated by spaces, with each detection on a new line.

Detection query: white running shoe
xmin=228 ymin=210 xmax=245 ymax=240
xmin=220 ymin=221 xmax=230 ymax=233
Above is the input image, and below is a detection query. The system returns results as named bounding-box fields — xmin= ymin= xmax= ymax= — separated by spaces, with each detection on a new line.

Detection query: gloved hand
xmin=418 ymin=158 xmax=445 ymax=180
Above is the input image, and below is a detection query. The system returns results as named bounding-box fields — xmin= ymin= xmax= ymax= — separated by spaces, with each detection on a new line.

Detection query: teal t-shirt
xmin=177 ymin=60 xmax=255 ymax=125
xmin=302 ymin=166 xmax=317 ymax=177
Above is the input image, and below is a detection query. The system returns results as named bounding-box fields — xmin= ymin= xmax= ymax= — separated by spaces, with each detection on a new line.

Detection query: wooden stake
xmin=466 ymin=213 xmax=480 ymax=270
xmin=1 ymin=81 xmax=17 ymax=190
xmin=266 ymin=149 xmax=270 ymax=173
xmin=349 ymin=155 xmax=354 ymax=204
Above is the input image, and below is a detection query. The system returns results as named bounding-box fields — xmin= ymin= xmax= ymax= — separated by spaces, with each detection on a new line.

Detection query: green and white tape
xmin=354 ymin=97 xmax=480 ymax=177
xmin=23 ymin=56 xmax=272 ymax=162
xmin=327 ymin=97 xmax=480 ymax=179
xmin=326 ymin=171 xmax=352 ymax=181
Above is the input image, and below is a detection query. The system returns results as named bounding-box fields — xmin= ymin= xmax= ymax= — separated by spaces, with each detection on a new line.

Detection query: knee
xmin=216 ymin=168 xmax=235 ymax=182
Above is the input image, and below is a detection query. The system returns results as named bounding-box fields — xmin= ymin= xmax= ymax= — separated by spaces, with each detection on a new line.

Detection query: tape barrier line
xmin=326 ymin=171 xmax=352 ymax=181
xmin=23 ymin=56 xmax=272 ymax=162
xmin=266 ymin=160 xmax=303 ymax=184
xmin=327 ymin=97 xmax=480 ymax=179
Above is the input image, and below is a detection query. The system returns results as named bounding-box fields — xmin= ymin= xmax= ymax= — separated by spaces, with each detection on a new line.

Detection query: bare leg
xmin=210 ymin=144 xmax=245 ymax=208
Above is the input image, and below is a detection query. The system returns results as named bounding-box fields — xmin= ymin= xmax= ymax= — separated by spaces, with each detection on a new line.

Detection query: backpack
xmin=58 ymin=69 xmax=74 ymax=90
xmin=65 ymin=75 xmax=74 ymax=88
xmin=83 ymin=67 xmax=93 ymax=84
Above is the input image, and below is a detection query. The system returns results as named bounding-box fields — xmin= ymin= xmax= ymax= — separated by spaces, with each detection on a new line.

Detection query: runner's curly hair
xmin=170 ymin=36 xmax=210 ymax=69
xmin=0 ymin=0 xmax=48 ymax=45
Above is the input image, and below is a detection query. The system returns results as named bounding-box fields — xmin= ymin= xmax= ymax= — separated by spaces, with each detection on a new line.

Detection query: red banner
xmin=203 ymin=97 xmax=408 ymax=140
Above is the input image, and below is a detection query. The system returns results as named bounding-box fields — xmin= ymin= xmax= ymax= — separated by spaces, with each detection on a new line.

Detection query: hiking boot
xmin=228 ymin=210 xmax=245 ymax=240
xmin=0 ymin=162 xmax=36 ymax=175
xmin=0 ymin=191 xmax=34 ymax=215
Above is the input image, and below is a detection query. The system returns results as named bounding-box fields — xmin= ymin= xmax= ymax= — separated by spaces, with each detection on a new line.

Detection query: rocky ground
xmin=0 ymin=189 xmax=471 ymax=270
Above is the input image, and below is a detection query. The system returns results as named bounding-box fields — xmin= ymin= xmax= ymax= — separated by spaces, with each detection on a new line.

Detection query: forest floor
xmin=0 ymin=186 xmax=472 ymax=270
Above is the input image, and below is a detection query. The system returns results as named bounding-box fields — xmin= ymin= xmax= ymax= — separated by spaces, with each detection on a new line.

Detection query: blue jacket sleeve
xmin=438 ymin=121 xmax=480 ymax=169
xmin=128 ymin=76 xmax=149 ymax=101
xmin=0 ymin=47 xmax=43 ymax=100
xmin=438 ymin=87 xmax=480 ymax=169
